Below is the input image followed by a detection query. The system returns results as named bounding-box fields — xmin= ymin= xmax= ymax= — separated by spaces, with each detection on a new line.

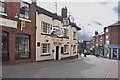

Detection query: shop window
xmin=20 ymin=1 xmax=30 ymax=19
xmin=41 ymin=43 xmax=50 ymax=54
xmin=0 ymin=31 xmax=9 ymax=61
xmin=113 ymin=49 xmax=117 ymax=57
xmin=0 ymin=0 xmax=5 ymax=13
xmin=15 ymin=33 xmax=30 ymax=59
xmin=41 ymin=22 xmax=50 ymax=34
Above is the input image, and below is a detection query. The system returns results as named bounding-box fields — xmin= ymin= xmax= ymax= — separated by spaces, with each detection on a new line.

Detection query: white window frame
xmin=41 ymin=22 xmax=50 ymax=34
xmin=73 ymin=31 xmax=76 ymax=40
xmin=64 ymin=29 xmax=68 ymax=37
xmin=41 ymin=43 xmax=50 ymax=55
xmin=73 ymin=45 xmax=76 ymax=52
xmin=63 ymin=45 xmax=68 ymax=53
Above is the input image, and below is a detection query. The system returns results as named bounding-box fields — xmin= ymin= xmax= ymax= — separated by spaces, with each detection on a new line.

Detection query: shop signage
xmin=109 ymin=45 xmax=120 ymax=49
xmin=21 ymin=20 xmax=25 ymax=30
xmin=0 ymin=18 xmax=17 ymax=28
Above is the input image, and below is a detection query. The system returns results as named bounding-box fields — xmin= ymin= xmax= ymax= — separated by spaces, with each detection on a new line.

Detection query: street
xmin=2 ymin=55 xmax=118 ymax=78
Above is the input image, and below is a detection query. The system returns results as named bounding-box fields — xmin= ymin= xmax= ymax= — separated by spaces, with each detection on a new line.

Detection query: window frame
xmin=73 ymin=31 xmax=76 ymax=40
xmin=20 ymin=1 xmax=30 ymax=19
xmin=64 ymin=29 xmax=68 ymax=37
xmin=73 ymin=45 xmax=76 ymax=52
xmin=41 ymin=21 xmax=50 ymax=34
xmin=1 ymin=30 xmax=9 ymax=61
xmin=41 ymin=43 xmax=50 ymax=55
xmin=15 ymin=33 xmax=30 ymax=60
xmin=63 ymin=45 xmax=68 ymax=53
xmin=0 ymin=0 xmax=6 ymax=13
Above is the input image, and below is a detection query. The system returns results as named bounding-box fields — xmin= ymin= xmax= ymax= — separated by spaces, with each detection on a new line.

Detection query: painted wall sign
xmin=0 ymin=18 xmax=17 ymax=28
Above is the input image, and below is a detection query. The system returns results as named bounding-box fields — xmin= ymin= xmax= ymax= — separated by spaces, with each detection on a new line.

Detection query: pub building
xmin=36 ymin=6 xmax=81 ymax=61
xmin=0 ymin=0 xmax=36 ymax=64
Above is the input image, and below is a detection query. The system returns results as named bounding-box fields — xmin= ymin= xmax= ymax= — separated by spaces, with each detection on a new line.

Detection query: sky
xmin=37 ymin=0 xmax=119 ymax=41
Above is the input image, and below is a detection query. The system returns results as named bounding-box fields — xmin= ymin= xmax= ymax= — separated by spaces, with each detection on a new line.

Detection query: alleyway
xmin=3 ymin=55 xmax=118 ymax=78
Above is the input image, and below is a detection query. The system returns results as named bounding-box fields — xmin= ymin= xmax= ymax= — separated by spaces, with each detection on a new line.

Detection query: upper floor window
xmin=106 ymin=28 xmax=108 ymax=32
xmin=0 ymin=0 xmax=5 ymax=13
xmin=64 ymin=29 xmax=68 ymax=37
xmin=20 ymin=1 xmax=30 ymax=19
xmin=41 ymin=22 xmax=50 ymax=34
xmin=73 ymin=31 xmax=76 ymax=40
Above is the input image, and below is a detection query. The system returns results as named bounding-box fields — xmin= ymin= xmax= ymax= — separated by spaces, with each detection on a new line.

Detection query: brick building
xmin=0 ymin=0 xmax=36 ymax=64
xmin=104 ymin=21 xmax=120 ymax=59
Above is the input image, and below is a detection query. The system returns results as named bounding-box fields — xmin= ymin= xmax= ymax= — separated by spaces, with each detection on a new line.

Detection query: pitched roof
xmin=36 ymin=6 xmax=81 ymax=30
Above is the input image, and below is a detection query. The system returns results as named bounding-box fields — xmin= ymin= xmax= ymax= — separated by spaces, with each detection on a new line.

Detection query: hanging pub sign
xmin=21 ymin=20 xmax=25 ymax=30
xmin=51 ymin=26 xmax=64 ymax=38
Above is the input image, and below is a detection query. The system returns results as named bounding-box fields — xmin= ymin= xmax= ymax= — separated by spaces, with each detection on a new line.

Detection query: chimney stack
xmin=61 ymin=6 xmax=67 ymax=18
xmin=95 ymin=31 xmax=98 ymax=35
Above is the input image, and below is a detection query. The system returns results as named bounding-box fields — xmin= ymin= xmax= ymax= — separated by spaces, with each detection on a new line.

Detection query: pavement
xmin=2 ymin=55 xmax=118 ymax=78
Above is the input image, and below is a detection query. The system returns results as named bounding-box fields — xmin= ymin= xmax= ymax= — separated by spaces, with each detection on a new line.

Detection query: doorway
xmin=56 ymin=46 xmax=59 ymax=60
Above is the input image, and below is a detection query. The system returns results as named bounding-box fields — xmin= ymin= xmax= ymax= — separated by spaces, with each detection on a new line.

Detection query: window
xmin=106 ymin=28 xmax=108 ymax=32
xmin=63 ymin=45 xmax=68 ymax=53
xmin=1 ymin=31 xmax=9 ymax=61
xmin=64 ymin=29 xmax=68 ymax=37
xmin=73 ymin=31 xmax=76 ymax=39
xmin=41 ymin=22 xmax=50 ymax=34
xmin=73 ymin=45 xmax=76 ymax=52
xmin=106 ymin=35 xmax=109 ymax=44
xmin=42 ymin=44 xmax=50 ymax=54
xmin=0 ymin=0 xmax=5 ymax=13
xmin=20 ymin=1 xmax=30 ymax=19
xmin=15 ymin=34 xmax=30 ymax=59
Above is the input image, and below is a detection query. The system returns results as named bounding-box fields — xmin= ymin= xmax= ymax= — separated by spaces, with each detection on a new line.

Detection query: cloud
xmin=92 ymin=21 xmax=103 ymax=26
xmin=100 ymin=2 xmax=109 ymax=5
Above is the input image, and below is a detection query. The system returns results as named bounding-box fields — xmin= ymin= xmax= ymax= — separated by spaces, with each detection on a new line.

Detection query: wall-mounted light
xmin=15 ymin=13 xmax=18 ymax=18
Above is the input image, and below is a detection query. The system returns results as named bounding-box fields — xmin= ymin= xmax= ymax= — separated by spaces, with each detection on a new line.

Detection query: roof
xmin=109 ymin=21 xmax=120 ymax=27
xmin=70 ymin=22 xmax=81 ymax=30
xmin=36 ymin=6 xmax=81 ymax=30
xmin=36 ymin=6 xmax=63 ymax=21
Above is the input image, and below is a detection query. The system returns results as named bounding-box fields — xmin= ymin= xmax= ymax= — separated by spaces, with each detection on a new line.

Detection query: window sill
xmin=41 ymin=53 xmax=51 ymax=56
xmin=0 ymin=12 xmax=7 ymax=16
xmin=41 ymin=33 xmax=51 ymax=36
xmin=63 ymin=52 xmax=69 ymax=55
xmin=19 ymin=18 xmax=31 ymax=23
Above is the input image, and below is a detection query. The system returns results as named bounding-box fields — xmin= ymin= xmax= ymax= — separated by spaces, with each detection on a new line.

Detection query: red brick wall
xmin=109 ymin=26 xmax=119 ymax=45
xmin=1 ymin=1 xmax=36 ymax=64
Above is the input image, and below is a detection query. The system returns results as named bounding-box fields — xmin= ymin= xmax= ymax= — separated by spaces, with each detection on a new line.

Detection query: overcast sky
xmin=37 ymin=0 xmax=119 ymax=41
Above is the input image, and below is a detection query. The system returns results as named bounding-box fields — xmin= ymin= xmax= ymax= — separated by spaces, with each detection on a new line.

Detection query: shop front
xmin=104 ymin=45 xmax=109 ymax=58
xmin=109 ymin=45 xmax=120 ymax=59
